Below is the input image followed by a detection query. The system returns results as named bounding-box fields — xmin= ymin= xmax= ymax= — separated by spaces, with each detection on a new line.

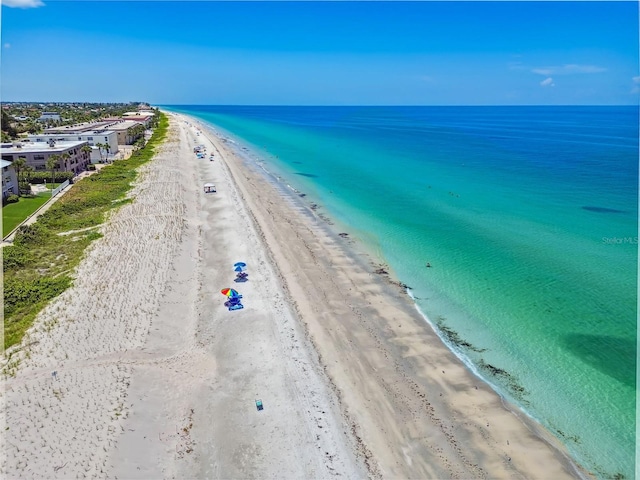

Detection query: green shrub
xmin=4 ymin=276 xmax=72 ymax=316
xmin=28 ymin=171 xmax=75 ymax=184
xmin=5 ymin=194 xmax=19 ymax=204
xmin=13 ymin=223 xmax=52 ymax=247
xmin=3 ymin=245 xmax=33 ymax=271
xmin=85 ymin=231 xmax=103 ymax=241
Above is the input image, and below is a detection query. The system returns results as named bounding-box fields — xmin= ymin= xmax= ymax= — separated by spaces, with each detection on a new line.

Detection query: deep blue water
xmin=164 ymin=105 xmax=638 ymax=479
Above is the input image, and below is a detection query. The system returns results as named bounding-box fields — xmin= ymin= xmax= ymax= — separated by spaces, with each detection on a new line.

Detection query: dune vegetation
xmin=3 ymin=113 xmax=168 ymax=350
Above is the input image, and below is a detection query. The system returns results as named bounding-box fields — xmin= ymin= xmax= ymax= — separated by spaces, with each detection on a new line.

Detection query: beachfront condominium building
xmin=0 ymin=140 xmax=91 ymax=175
xmin=102 ymin=120 xmax=145 ymax=145
xmin=1 ymin=159 xmax=19 ymax=199
xmin=46 ymin=119 xmax=145 ymax=146
xmin=27 ymin=131 xmax=119 ymax=163
xmin=44 ymin=121 xmax=113 ymax=135
xmin=121 ymin=112 xmax=155 ymax=128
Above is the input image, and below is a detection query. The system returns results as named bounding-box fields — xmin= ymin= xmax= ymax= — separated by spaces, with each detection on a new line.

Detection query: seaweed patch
xmin=477 ymin=359 xmax=528 ymax=399
xmin=555 ymin=429 xmax=581 ymax=445
xmin=434 ymin=318 xmax=486 ymax=353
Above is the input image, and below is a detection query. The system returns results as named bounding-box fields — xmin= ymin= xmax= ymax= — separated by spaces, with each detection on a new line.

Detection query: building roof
xmin=106 ymin=120 xmax=144 ymax=131
xmin=44 ymin=121 xmax=113 ymax=134
xmin=1 ymin=140 xmax=88 ymax=154
xmin=123 ymin=115 xmax=152 ymax=121
xmin=28 ymin=131 xmax=116 ymax=139
xmin=123 ymin=112 xmax=154 ymax=117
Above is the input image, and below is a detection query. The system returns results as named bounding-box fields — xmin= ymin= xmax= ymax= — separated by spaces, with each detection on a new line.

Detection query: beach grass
xmin=3 ymin=113 xmax=169 ymax=351
xmin=2 ymin=194 xmax=51 ymax=237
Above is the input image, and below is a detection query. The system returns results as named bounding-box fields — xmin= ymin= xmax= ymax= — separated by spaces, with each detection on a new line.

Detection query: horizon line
xmin=2 ymin=101 xmax=638 ymax=108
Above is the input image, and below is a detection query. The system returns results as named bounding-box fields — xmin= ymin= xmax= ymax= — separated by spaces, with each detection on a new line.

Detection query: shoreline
xmin=183 ymin=111 xmax=589 ymax=478
xmin=1 ymin=111 xmax=589 ymax=478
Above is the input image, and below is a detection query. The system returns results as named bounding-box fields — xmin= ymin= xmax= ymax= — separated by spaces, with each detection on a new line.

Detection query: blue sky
xmin=1 ymin=1 xmax=638 ymax=105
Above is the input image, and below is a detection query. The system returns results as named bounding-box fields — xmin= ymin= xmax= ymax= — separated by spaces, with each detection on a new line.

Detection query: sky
xmin=1 ymin=1 xmax=638 ymax=105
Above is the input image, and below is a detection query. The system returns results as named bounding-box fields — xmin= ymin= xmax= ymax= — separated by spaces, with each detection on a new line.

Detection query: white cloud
xmin=632 ymin=76 xmax=640 ymax=84
xmin=532 ymin=64 xmax=606 ymax=76
xmin=1 ymin=0 xmax=44 ymax=8
xmin=3 ymin=43 xmax=10 ymax=49
xmin=564 ymin=64 xmax=606 ymax=74
xmin=540 ymin=77 xmax=555 ymax=87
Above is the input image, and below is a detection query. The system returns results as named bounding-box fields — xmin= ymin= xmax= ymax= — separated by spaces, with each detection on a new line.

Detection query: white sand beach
xmin=1 ymin=113 xmax=587 ymax=479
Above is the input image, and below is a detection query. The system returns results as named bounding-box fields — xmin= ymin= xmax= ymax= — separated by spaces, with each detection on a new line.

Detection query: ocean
xmin=163 ymin=105 xmax=637 ymax=479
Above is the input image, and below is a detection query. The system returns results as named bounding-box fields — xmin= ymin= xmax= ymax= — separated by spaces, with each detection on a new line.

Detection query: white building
xmin=1 ymin=140 xmax=91 ymax=174
xmin=44 ymin=121 xmax=113 ymax=134
xmin=27 ymin=131 xmax=119 ymax=163
xmin=104 ymin=120 xmax=145 ymax=145
xmin=1 ymin=159 xmax=18 ymax=200
xmin=121 ymin=112 xmax=155 ymax=128
xmin=46 ymin=118 xmax=145 ymax=145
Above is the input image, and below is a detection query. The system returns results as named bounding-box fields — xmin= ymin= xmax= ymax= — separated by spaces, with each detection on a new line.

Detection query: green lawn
xmin=2 ymin=194 xmax=51 ymax=237
xmin=41 ymin=182 xmax=62 ymax=190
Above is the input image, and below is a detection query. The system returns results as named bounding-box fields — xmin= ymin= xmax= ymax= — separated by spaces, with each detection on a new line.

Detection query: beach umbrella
xmin=234 ymin=262 xmax=247 ymax=268
xmin=220 ymin=288 xmax=241 ymax=297
xmin=234 ymin=265 xmax=246 ymax=272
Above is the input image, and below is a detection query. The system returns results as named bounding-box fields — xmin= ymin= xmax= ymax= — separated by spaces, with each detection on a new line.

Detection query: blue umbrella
xmin=234 ymin=262 xmax=247 ymax=268
xmin=234 ymin=265 xmax=246 ymax=272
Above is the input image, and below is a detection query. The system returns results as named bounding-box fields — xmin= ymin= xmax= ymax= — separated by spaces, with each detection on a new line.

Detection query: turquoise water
xmin=166 ymin=105 xmax=637 ymax=478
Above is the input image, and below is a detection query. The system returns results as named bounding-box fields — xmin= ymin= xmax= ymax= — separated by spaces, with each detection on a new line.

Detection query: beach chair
xmin=255 ymin=399 xmax=264 ymax=411
xmin=224 ymin=296 xmax=243 ymax=307
xmin=228 ymin=303 xmax=244 ymax=311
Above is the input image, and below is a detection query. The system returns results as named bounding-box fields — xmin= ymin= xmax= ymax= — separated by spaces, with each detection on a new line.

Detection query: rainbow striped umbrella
xmin=220 ymin=288 xmax=241 ymax=298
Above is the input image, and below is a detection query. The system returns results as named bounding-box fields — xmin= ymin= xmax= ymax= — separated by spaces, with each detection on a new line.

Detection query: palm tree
xmin=24 ymin=165 xmax=34 ymax=185
xmin=12 ymin=156 xmax=27 ymax=196
xmin=95 ymin=143 xmax=105 ymax=163
xmin=46 ymin=154 xmax=59 ymax=193
xmin=81 ymin=144 xmax=92 ymax=169
xmin=60 ymin=151 xmax=71 ymax=175
xmin=61 ymin=151 xmax=71 ymax=169
xmin=81 ymin=144 xmax=92 ymax=157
